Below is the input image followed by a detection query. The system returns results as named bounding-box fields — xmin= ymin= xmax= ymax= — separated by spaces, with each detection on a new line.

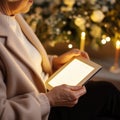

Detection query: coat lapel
xmin=0 ymin=14 xmax=46 ymax=92
xmin=4 ymin=26 xmax=41 ymax=77
xmin=15 ymin=14 xmax=52 ymax=75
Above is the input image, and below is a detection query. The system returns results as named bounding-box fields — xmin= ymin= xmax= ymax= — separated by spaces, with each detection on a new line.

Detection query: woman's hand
xmin=46 ymin=84 xmax=86 ymax=107
xmin=52 ymin=48 xmax=90 ymax=71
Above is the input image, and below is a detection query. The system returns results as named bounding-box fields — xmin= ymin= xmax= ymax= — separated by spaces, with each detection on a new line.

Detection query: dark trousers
xmin=48 ymin=81 xmax=120 ymax=120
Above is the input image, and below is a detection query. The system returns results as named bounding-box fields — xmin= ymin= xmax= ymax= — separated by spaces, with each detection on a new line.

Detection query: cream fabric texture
xmin=0 ymin=13 xmax=54 ymax=120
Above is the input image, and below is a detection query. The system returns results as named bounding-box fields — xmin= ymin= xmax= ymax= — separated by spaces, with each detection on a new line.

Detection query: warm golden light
xmin=81 ymin=32 xmax=86 ymax=38
xmin=106 ymin=37 xmax=111 ymax=42
xmin=110 ymin=39 xmax=120 ymax=73
xmin=80 ymin=32 xmax=86 ymax=51
xmin=116 ymin=40 xmax=120 ymax=49
xmin=101 ymin=39 xmax=106 ymax=45
xmin=68 ymin=44 xmax=73 ymax=49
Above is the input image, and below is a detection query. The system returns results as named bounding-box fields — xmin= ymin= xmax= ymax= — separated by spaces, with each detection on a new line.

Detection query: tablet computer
xmin=45 ymin=57 xmax=102 ymax=90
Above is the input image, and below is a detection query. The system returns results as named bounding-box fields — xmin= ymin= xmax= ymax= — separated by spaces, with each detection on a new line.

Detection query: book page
xmin=48 ymin=59 xmax=94 ymax=87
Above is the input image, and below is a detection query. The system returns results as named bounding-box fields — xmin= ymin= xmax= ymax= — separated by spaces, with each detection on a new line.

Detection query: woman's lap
xmin=48 ymin=81 xmax=120 ymax=120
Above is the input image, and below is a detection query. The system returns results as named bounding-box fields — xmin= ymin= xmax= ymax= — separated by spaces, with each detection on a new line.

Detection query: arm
xmin=51 ymin=48 xmax=90 ymax=71
xmin=46 ymin=49 xmax=88 ymax=107
xmin=0 ymin=60 xmax=50 ymax=120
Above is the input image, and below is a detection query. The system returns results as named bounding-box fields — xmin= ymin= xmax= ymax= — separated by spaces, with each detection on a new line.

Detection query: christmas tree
xmin=24 ymin=0 xmax=120 ymax=52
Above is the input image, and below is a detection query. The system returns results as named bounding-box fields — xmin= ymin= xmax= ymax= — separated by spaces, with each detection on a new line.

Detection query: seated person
xmin=0 ymin=0 xmax=120 ymax=120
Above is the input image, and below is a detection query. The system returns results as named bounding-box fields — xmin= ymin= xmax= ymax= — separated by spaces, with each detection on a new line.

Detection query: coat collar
xmin=16 ymin=14 xmax=52 ymax=75
xmin=0 ymin=14 xmax=50 ymax=92
xmin=0 ymin=14 xmax=40 ymax=76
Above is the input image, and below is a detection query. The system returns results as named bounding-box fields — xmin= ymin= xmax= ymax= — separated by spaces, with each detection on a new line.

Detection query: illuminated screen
xmin=48 ymin=59 xmax=94 ymax=87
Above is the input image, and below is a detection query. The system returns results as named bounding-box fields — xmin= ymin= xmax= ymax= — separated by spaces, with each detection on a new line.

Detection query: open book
xmin=45 ymin=57 xmax=102 ymax=90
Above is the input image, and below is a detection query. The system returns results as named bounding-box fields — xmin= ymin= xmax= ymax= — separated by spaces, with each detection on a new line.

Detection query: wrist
xmin=45 ymin=92 xmax=54 ymax=107
xmin=52 ymin=56 xmax=59 ymax=71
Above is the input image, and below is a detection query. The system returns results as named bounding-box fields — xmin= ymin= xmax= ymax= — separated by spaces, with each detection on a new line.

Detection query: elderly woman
xmin=0 ymin=0 xmax=120 ymax=120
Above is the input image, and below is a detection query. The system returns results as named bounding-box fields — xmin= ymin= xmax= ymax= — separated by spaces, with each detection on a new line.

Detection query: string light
xmin=68 ymin=44 xmax=73 ymax=49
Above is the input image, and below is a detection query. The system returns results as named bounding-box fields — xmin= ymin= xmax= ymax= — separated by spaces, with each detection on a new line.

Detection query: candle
xmin=110 ymin=40 xmax=120 ymax=73
xmin=114 ymin=40 xmax=120 ymax=67
xmin=80 ymin=32 xmax=86 ymax=51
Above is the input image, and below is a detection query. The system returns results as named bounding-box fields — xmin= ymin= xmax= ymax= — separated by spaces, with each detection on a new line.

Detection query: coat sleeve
xmin=0 ymin=60 xmax=50 ymax=120
xmin=48 ymin=55 xmax=58 ymax=70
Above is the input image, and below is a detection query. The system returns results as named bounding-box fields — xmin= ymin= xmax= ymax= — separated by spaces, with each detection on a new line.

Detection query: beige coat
xmin=0 ymin=14 xmax=53 ymax=120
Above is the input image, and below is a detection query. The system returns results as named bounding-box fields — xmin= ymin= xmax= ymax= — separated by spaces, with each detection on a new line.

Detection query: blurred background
xmin=24 ymin=0 xmax=120 ymax=84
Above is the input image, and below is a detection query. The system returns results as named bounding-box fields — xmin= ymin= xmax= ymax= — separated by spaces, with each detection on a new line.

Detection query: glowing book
xmin=45 ymin=57 xmax=102 ymax=90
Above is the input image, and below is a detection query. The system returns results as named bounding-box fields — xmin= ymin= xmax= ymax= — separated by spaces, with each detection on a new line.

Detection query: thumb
xmin=67 ymin=85 xmax=84 ymax=91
